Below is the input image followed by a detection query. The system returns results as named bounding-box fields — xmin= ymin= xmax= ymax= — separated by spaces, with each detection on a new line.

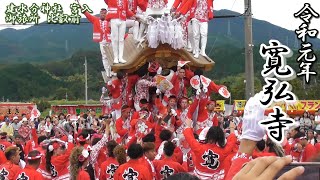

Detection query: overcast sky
xmin=0 ymin=0 xmax=319 ymax=36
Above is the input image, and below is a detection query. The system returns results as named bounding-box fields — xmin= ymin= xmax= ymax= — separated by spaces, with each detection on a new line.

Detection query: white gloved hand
xmin=51 ymin=138 xmax=64 ymax=144
xmin=102 ymin=87 xmax=106 ymax=94
xmin=68 ymin=134 xmax=74 ymax=143
xmin=157 ymin=66 xmax=162 ymax=75
xmin=240 ymin=92 xmax=267 ymax=141
xmin=203 ymin=87 xmax=208 ymax=93
xmin=111 ymin=71 xmax=117 ymax=77
xmin=19 ymin=159 xmax=26 ymax=169
xmin=183 ymin=153 xmax=188 ymax=162
xmin=107 ymin=81 xmax=112 ymax=86
xmin=196 ymin=89 xmax=201 ymax=95
xmin=156 ymin=89 xmax=161 ymax=95
xmin=171 ymin=109 xmax=177 ymax=117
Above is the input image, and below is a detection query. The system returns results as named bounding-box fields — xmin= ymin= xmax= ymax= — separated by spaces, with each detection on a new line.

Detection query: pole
xmin=85 ymin=57 xmax=88 ymax=105
xmin=244 ymin=0 xmax=254 ymax=100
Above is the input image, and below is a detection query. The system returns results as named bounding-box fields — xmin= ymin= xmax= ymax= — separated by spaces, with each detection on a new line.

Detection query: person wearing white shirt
xmin=314 ymin=109 xmax=320 ymax=134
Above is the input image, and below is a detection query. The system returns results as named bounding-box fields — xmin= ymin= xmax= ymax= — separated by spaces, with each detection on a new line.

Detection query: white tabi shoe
xmin=186 ymin=47 xmax=193 ymax=52
xmin=119 ymin=59 xmax=127 ymax=64
xmin=200 ymin=52 xmax=208 ymax=57
xmin=113 ymin=59 xmax=119 ymax=64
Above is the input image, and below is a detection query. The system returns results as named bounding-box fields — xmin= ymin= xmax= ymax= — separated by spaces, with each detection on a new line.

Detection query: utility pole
xmin=244 ymin=0 xmax=254 ymax=100
xmin=84 ymin=57 xmax=88 ymax=105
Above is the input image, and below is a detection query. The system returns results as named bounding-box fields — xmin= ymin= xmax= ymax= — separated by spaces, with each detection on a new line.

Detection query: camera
xmin=103 ymin=114 xmax=112 ymax=119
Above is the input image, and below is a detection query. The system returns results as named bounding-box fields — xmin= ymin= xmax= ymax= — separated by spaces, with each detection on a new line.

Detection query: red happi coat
xmin=154 ymin=157 xmax=186 ymax=180
xmin=183 ymin=128 xmax=237 ymax=179
xmin=0 ymin=151 xmax=6 ymax=164
xmin=104 ymin=0 xmax=135 ymax=20
xmin=225 ymin=153 xmax=252 ymax=180
xmin=24 ymin=128 xmax=38 ymax=156
xmin=0 ymin=139 xmax=12 ymax=151
xmin=170 ymin=69 xmax=193 ymax=100
xmin=100 ymin=157 xmax=119 ymax=180
xmin=187 ymin=97 xmax=218 ymax=134
xmin=14 ymin=165 xmax=44 ymax=180
xmin=0 ymin=161 xmax=21 ymax=180
xmin=178 ymin=0 xmax=214 ymax=22
xmin=130 ymin=118 xmax=154 ymax=139
xmin=114 ymin=159 xmax=153 ymax=180
xmin=115 ymin=117 xmax=130 ymax=143
xmin=77 ymin=168 xmax=90 ymax=180
xmin=50 ymin=142 xmax=74 ymax=179
xmin=300 ymin=143 xmax=317 ymax=162
xmin=84 ymin=12 xmax=111 ymax=43
xmin=125 ymin=75 xmax=140 ymax=107
xmin=172 ymin=0 xmax=188 ymax=10
xmin=128 ymin=0 xmax=148 ymax=13
xmin=155 ymin=97 xmax=182 ymax=131
xmin=35 ymin=147 xmax=51 ymax=180
xmin=207 ymin=81 xmax=224 ymax=97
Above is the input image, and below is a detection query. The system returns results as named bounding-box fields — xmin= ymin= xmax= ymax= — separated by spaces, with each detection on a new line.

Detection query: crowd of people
xmin=1 ymin=62 xmax=320 ymax=179
xmin=1 ymin=0 xmax=320 ymax=179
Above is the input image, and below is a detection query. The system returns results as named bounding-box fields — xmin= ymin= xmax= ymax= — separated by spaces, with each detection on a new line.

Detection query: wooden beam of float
xmin=107 ymin=35 xmax=215 ymax=73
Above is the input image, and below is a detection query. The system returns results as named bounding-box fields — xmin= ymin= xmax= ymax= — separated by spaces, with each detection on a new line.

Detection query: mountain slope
xmin=1 ymin=10 xmax=319 ymax=63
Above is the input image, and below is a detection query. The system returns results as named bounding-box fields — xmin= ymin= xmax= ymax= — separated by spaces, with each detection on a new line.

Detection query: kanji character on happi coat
xmin=100 ymin=140 xmax=123 ymax=180
xmin=35 ymin=139 xmax=52 ymax=180
xmin=14 ymin=150 xmax=44 ymax=180
xmin=104 ymin=0 xmax=135 ymax=64
xmin=0 ymin=132 xmax=12 ymax=152
xmin=88 ymin=123 xmax=111 ymax=179
xmin=172 ymin=0 xmax=194 ymax=52
xmin=153 ymin=141 xmax=186 ymax=179
xmin=183 ymin=117 xmax=237 ymax=180
xmin=114 ymin=144 xmax=153 ymax=180
xmin=115 ymin=105 xmax=132 ymax=144
xmin=133 ymin=62 xmax=159 ymax=111
xmin=178 ymin=0 xmax=214 ymax=58
xmin=45 ymin=139 xmax=74 ymax=179
xmin=0 ymin=146 xmax=22 ymax=180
